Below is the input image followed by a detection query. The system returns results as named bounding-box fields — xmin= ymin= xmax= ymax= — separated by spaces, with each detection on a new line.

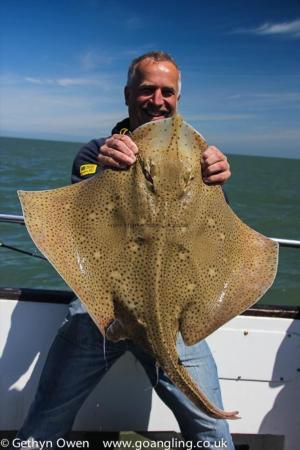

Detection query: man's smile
xmin=142 ymin=108 xmax=170 ymax=120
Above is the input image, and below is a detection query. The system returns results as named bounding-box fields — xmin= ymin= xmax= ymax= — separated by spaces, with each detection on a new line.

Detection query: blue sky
xmin=1 ymin=0 xmax=299 ymax=158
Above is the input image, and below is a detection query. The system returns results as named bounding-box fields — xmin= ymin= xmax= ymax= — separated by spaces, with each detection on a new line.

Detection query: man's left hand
xmin=201 ymin=146 xmax=231 ymax=185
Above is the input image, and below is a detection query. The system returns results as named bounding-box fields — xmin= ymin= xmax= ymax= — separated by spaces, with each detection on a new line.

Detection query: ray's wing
xmin=18 ymin=171 xmax=128 ymax=334
xmin=179 ymin=181 xmax=279 ymax=346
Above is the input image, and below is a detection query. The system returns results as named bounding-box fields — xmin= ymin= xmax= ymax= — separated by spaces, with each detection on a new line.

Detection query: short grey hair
xmin=126 ymin=51 xmax=181 ymax=96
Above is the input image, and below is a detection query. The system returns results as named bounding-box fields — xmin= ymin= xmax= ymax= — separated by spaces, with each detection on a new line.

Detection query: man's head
xmin=125 ymin=51 xmax=181 ymax=131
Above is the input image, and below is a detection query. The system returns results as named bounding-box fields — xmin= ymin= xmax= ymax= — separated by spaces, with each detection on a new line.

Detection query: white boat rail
xmin=0 ymin=213 xmax=25 ymax=224
xmin=270 ymin=237 xmax=300 ymax=248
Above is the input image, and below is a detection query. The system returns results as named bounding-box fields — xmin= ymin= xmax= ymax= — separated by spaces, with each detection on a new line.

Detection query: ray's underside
xmin=18 ymin=115 xmax=278 ymax=419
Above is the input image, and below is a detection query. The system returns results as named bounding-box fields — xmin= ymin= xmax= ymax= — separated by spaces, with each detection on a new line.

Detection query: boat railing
xmin=1 ymin=213 xmax=300 ymax=248
xmin=0 ymin=214 xmax=25 ymax=225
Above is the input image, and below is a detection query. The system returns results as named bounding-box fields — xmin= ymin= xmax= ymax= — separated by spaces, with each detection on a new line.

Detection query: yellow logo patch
xmin=80 ymin=164 xmax=97 ymax=176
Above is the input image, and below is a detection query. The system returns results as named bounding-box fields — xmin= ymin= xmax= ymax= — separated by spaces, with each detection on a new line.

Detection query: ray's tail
xmin=147 ymin=323 xmax=240 ymax=420
xmin=146 ymin=235 xmax=240 ymax=420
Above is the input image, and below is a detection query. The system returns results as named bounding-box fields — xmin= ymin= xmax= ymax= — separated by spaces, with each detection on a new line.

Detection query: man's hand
xmin=201 ymin=146 xmax=231 ymax=185
xmin=98 ymin=134 xmax=138 ymax=169
xmin=98 ymin=136 xmax=230 ymax=186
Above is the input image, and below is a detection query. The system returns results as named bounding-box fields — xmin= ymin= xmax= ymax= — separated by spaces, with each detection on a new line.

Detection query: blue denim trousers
xmin=18 ymin=313 xmax=234 ymax=449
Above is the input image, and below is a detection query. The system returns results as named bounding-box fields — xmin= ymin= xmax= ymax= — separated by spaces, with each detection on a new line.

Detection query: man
xmin=17 ymin=52 xmax=234 ymax=449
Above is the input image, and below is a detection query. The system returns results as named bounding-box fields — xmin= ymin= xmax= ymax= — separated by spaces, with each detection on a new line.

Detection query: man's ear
xmin=124 ymin=86 xmax=130 ymax=106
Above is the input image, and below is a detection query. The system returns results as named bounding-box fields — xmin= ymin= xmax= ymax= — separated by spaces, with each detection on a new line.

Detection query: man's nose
xmin=152 ymin=89 xmax=164 ymax=105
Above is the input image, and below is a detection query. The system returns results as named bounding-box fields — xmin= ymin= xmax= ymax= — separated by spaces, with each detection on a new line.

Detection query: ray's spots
xmin=18 ymin=114 xmax=278 ymax=420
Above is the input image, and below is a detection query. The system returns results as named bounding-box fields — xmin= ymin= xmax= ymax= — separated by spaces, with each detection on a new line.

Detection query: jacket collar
xmin=111 ymin=118 xmax=131 ymax=135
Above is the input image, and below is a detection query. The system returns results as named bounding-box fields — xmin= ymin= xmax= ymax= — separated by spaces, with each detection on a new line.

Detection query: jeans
xmin=17 ymin=313 xmax=234 ymax=449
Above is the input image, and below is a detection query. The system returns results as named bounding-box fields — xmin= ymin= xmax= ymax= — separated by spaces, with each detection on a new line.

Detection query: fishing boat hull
xmin=0 ymin=287 xmax=299 ymax=449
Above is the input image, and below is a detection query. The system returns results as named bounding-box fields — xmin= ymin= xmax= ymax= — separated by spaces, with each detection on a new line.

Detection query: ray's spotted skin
xmin=18 ymin=115 xmax=278 ymax=419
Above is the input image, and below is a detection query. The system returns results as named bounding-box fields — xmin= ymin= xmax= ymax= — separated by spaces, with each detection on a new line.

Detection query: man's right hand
xmin=98 ymin=134 xmax=139 ymax=169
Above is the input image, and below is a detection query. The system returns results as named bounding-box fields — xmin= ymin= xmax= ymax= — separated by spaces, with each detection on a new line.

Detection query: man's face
xmin=125 ymin=58 xmax=180 ymax=131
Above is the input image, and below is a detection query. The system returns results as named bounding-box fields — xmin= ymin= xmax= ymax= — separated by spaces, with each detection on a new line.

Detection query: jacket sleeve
xmin=71 ymin=138 xmax=106 ymax=184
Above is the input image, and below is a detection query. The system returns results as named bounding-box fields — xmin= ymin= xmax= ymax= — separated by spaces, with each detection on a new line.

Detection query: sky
xmin=1 ymin=0 xmax=300 ymax=158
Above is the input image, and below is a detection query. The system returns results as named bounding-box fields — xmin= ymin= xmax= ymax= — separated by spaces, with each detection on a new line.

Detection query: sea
xmin=0 ymin=136 xmax=299 ymax=306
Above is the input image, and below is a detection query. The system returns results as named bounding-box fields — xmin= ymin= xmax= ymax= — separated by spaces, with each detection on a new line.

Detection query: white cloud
xmin=0 ymin=82 xmax=126 ymax=139
xmin=233 ymin=19 xmax=300 ymax=39
xmin=226 ymin=92 xmax=300 ymax=109
xmin=185 ymin=113 xmax=253 ymax=121
xmin=79 ymin=49 xmax=116 ymax=71
xmin=78 ymin=45 xmax=156 ymax=72
xmin=249 ymin=92 xmax=300 ymax=101
xmin=0 ymin=68 xmax=128 ymax=140
xmin=80 ymin=50 xmax=99 ymax=71
xmin=1 ymin=70 xmax=123 ymax=92
xmin=24 ymin=77 xmax=44 ymax=85
xmin=56 ymin=77 xmax=102 ymax=87
xmin=24 ymin=76 xmax=111 ymax=88
xmin=255 ymin=19 xmax=300 ymax=37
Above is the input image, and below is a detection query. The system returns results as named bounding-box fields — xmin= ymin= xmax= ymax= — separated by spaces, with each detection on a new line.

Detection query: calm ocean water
xmin=0 ymin=136 xmax=299 ymax=306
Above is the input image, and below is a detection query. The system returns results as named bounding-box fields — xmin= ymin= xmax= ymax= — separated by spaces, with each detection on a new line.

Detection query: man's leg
xmin=131 ymin=336 xmax=234 ymax=450
xmin=16 ymin=314 xmax=126 ymax=448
